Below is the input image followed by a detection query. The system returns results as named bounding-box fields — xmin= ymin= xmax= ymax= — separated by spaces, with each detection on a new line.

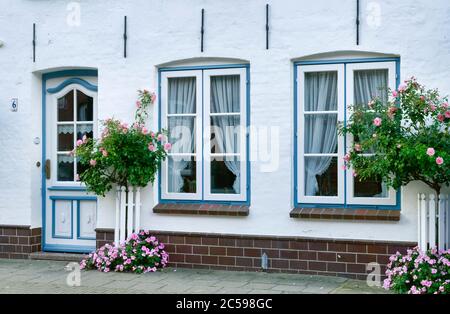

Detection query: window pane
xmin=304 ymin=114 xmax=337 ymax=154
xmin=167 ymin=156 xmax=196 ymax=193
xmin=57 ymin=154 xmax=74 ymax=181
xmin=76 ymin=160 xmax=88 ymax=181
xmin=76 ymin=124 xmax=93 ymax=141
xmin=57 ymin=125 xmax=74 ymax=151
xmin=168 ymin=77 xmax=196 ymax=114
xmin=77 ymin=90 xmax=94 ymax=121
xmin=211 ymin=75 xmax=240 ymax=113
xmin=211 ymin=158 xmax=240 ymax=194
xmin=305 ymin=157 xmax=337 ymax=196
xmin=354 ymin=177 xmax=388 ymax=198
xmin=57 ymin=90 xmax=74 ymax=122
xmin=210 ymin=116 xmax=240 ymax=154
xmin=168 ymin=117 xmax=195 ymax=154
xmin=354 ymin=69 xmax=388 ymax=106
xmin=304 ymin=72 xmax=337 ymax=111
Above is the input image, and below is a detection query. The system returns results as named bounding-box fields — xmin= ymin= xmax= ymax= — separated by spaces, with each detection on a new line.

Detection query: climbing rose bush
xmin=74 ymin=90 xmax=170 ymax=196
xmin=383 ymin=247 xmax=450 ymax=294
xmin=80 ymin=231 xmax=169 ymax=274
xmin=340 ymin=77 xmax=450 ymax=195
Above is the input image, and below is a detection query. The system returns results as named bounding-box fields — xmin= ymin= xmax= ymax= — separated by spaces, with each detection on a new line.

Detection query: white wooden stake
xmin=114 ymin=186 xmax=120 ymax=246
xmin=420 ymin=194 xmax=427 ymax=250
xmin=120 ymin=186 xmax=127 ymax=243
xmin=127 ymin=187 xmax=134 ymax=238
xmin=429 ymin=194 xmax=436 ymax=249
xmin=438 ymin=194 xmax=446 ymax=250
xmin=135 ymin=187 xmax=141 ymax=233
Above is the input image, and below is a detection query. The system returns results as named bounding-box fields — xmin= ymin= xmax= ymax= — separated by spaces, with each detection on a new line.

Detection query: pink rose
xmin=136 ymin=101 xmax=142 ymax=108
xmin=442 ymin=102 xmax=449 ymax=109
xmin=76 ymin=139 xmax=83 ymax=146
xmin=102 ymin=150 xmax=108 ymax=157
xmin=142 ymin=127 xmax=148 ymax=134
xmin=121 ymin=123 xmax=128 ymax=129
xmin=445 ymin=111 xmax=450 ymax=118
xmin=426 ymin=148 xmax=435 ymax=156
xmin=157 ymin=134 xmax=163 ymax=142
xmin=148 ymin=144 xmax=156 ymax=152
xmin=164 ymin=142 xmax=172 ymax=151
xmin=90 ymin=159 xmax=97 ymax=166
xmin=343 ymin=153 xmax=351 ymax=162
xmin=150 ymin=93 xmax=157 ymax=103
xmin=354 ymin=144 xmax=362 ymax=152
xmin=437 ymin=114 xmax=445 ymax=122
xmin=392 ymin=91 xmax=398 ymax=98
xmin=420 ymin=95 xmax=425 ymax=101
xmin=436 ymin=157 xmax=444 ymax=165
xmin=429 ymin=104 xmax=437 ymax=112
xmin=373 ymin=117 xmax=382 ymax=127
xmin=398 ymin=82 xmax=407 ymax=92
xmin=150 ymin=132 xmax=155 ymax=138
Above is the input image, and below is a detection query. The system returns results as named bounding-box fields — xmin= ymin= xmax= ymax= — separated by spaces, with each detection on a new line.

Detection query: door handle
xmin=45 ymin=159 xmax=51 ymax=179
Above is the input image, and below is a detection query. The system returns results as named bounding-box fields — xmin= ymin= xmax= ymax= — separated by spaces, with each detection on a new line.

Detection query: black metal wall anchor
xmin=356 ymin=0 xmax=360 ymax=45
xmin=123 ymin=16 xmax=127 ymax=58
xmin=32 ymin=23 xmax=36 ymax=62
xmin=201 ymin=9 xmax=205 ymax=52
xmin=266 ymin=4 xmax=269 ymax=50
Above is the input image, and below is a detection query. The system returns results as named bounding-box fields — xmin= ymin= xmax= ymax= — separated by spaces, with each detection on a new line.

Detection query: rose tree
xmin=73 ymin=90 xmax=171 ymax=196
xmin=340 ymin=77 xmax=450 ymax=196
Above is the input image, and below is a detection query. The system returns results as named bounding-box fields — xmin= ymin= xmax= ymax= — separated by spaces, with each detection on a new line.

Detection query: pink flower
xmin=373 ymin=117 xmax=382 ymax=127
xmin=429 ymin=104 xmax=437 ymax=112
xmin=343 ymin=153 xmax=351 ymax=162
xmin=150 ymin=93 xmax=157 ymax=103
xmin=136 ymin=101 xmax=142 ymax=108
xmin=148 ymin=144 xmax=156 ymax=152
xmin=157 ymin=134 xmax=163 ymax=142
xmin=102 ymin=150 xmax=108 ymax=157
xmin=398 ymin=82 xmax=407 ymax=92
xmin=150 ymin=132 xmax=155 ymax=138
xmin=164 ymin=142 xmax=172 ymax=151
xmin=388 ymin=106 xmax=398 ymax=118
xmin=89 ymin=159 xmax=97 ymax=166
xmin=121 ymin=123 xmax=128 ymax=129
xmin=445 ymin=111 xmax=450 ymax=118
xmin=142 ymin=127 xmax=148 ymax=134
xmin=420 ymin=95 xmax=425 ymax=101
xmin=436 ymin=157 xmax=444 ymax=165
xmin=354 ymin=144 xmax=362 ymax=152
xmin=437 ymin=114 xmax=445 ymax=122
xmin=392 ymin=90 xmax=398 ymax=98
xmin=442 ymin=102 xmax=449 ymax=109
xmin=426 ymin=148 xmax=435 ymax=156
xmin=76 ymin=139 xmax=83 ymax=146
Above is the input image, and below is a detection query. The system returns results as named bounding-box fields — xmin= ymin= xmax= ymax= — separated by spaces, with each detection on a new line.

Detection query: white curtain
xmin=210 ymin=75 xmax=241 ymax=194
xmin=304 ymin=72 xmax=338 ymax=196
xmin=167 ymin=77 xmax=196 ymax=193
xmin=354 ymin=69 xmax=388 ymax=197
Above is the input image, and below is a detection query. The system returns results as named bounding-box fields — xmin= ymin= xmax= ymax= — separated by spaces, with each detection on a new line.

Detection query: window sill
xmin=290 ymin=207 xmax=400 ymax=221
xmin=153 ymin=203 xmax=249 ymax=217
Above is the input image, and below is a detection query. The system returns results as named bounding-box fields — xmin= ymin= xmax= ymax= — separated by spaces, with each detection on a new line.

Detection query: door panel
xmin=44 ymin=76 xmax=98 ymax=252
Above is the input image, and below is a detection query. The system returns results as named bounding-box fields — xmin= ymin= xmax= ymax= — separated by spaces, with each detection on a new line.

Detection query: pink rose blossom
xmin=436 ymin=157 xmax=444 ymax=165
xmin=445 ymin=111 xmax=450 ymax=118
xmin=343 ymin=153 xmax=351 ymax=162
xmin=102 ymin=150 xmax=108 ymax=157
xmin=142 ymin=127 xmax=148 ymax=134
xmin=354 ymin=144 xmax=362 ymax=152
xmin=420 ymin=95 xmax=425 ymax=101
xmin=150 ymin=132 xmax=155 ymax=138
xmin=89 ymin=159 xmax=97 ymax=166
xmin=136 ymin=101 xmax=142 ymax=108
xmin=426 ymin=148 xmax=435 ymax=156
xmin=76 ymin=139 xmax=83 ymax=146
xmin=373 ymin=117 xmax=382 ymax=127
xmin=429 ymin=104 xmax=437 ymax=112
xmin=437 ymin=114 xmax=445 ymax=122
xmin=150 ymin=93 xmax=157 ymax=103
xmin=164 ymin=142 xmax=172 ymax=151
xmin=392 ymin=90 xmax=398 ymax=98
xmin=148 ymin=144 xmax=156 ymax=152
xmin=157 ymin=134 xmax=163 ymax=141
xmin=442 ymin=102 xmax=449 ymax=109
xmin=398 ymin=82 xmax=407 ymax=92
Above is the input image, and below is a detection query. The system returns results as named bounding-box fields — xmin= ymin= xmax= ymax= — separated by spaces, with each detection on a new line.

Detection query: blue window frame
xmin=294 ymin=57 xmax=401 ymax=210
xmin=158 ymin=64 xmax=250 ymax=205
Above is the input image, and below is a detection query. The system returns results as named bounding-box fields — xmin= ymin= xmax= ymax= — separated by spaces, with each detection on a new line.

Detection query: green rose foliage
xmin=340 ymin=77 xmax=450 ymax=194
xmin=74 ymin=90 xmax=169 ymax=196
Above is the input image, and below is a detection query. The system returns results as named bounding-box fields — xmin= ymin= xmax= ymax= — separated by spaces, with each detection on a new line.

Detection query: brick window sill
xmin=153 ymin=203 xmax=249 ymax=217
xmin=290 ymin=207 xmax=401 ymax=221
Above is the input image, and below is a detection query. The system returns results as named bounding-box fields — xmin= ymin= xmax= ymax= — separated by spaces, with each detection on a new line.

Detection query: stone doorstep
xmin=29 ymin=251 xmax=87 ymax=262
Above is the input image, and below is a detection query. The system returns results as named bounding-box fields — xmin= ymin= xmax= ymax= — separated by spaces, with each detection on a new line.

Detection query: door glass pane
xmin=57 ymin=154 xmax=74 ymax=181
xmin=305 ymin=156 xmax=337 ymax=196
xmin=57 ymin=90 xmax=74 ymax=121
xmin=304 ymin=114 xmax=337 ymax=154
xmin=168 ymin=117 xmax=195 ymax=154
xmin=167 ymin=156 xmax=196 ymax=193
xmin=211 ymin=158 xmax=240 ymax=194
xmin=354 ymin=69 xmax=388 ymax=106
xmin=168 ymin=77 xmax=196 ymax=114
xmin=57 ymin=125 xmax=74 ymax=151
xmin=77 ymin=90 xmax=94 ymax=121
xmin=354 ymin=177 xmax=388 ymax=198
xmin=76 ymin=124 xmax=93 ymax=141
xmin=210 ymin=116 xmax=240 ymax=154
xmin=210 ymin=75 xmax=240 ymax=113
xmin=304 ymin=72 xmax=337 ymax=111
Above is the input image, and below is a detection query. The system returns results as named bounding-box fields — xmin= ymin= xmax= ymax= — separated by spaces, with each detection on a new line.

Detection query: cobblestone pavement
xmin=0 ymin=259 xmax=388 ymax=294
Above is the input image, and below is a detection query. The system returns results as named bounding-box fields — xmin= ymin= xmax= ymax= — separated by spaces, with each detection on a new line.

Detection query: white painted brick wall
xmin=0 ymin=0 xmax=449 ymax=242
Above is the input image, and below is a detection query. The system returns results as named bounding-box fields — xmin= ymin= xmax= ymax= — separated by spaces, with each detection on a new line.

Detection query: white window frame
xmin=203 ymin=68 xmax=247 ymax=201
xmin=297 ymin=64 xmax=345 ymax=204
xmin=160 ymin=67 xmax=248 ymax=202
xmin=345 ymin=61 xmax=397 ymax=205
xmin=160 ymin=70 xmax=203 ymax=200
xmin=52 ymin=84 xmax=97 ymax=186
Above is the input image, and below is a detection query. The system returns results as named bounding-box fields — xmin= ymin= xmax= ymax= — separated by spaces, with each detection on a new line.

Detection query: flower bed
xmin=80 ymin=231 xmax=169 ymax=273
xmin=383 ymin=247 xmax=450 ymax=294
